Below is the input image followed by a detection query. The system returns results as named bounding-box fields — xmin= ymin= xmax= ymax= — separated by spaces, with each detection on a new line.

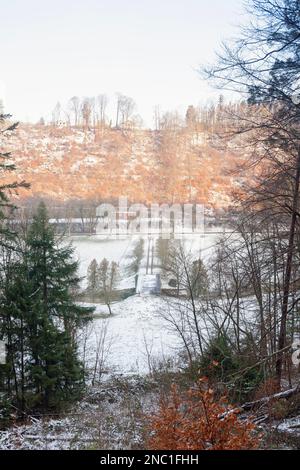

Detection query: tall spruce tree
xmin=24 ymin=202 xmax=94 ymax=408
xmin=87 ymin=258 xmax=98 ymax=299
xmin=1 ymin=202 xmax=94 ymax=411
xmin=0 ymin=113 xmax=29 ymax=419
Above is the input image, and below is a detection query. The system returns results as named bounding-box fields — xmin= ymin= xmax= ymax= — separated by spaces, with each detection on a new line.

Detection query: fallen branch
xmin=219 ymin=382 xmax=300 ymax=419
xmin=240 ymin=382 xmax=300 ymax=411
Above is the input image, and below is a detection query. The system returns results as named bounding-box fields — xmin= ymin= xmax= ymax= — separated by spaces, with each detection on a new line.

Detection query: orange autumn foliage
xmin=3 ymin=123 xmax=240 ymax=207
xmin=147 ymin=379 xmax=260 ymax=450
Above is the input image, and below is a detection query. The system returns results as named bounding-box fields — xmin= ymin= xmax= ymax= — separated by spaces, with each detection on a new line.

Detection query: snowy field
xmin=70 ymin=231 xmax=229 ymax=374
xmin=79 ymin=295 xmax=180 ymax=375
xmin=78 ymin=293 xmax=260 ymax=376
xmin=70 ymin=230 xmax=227 ymax=288
xmin=70 ymin=236 xmax=134 ymax=289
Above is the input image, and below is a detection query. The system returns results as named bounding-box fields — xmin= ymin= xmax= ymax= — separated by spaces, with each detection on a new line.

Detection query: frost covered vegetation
xmin=2 ymin=112 xmax=238 ymax=208
xmin=2 ymin=0 xmax=300 ymax=451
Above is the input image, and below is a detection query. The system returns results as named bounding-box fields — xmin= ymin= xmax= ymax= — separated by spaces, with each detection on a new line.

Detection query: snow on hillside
xmin=4 ymin=124 xmax=237 ymax=205
xmin=80 ymin=295 xmax=180 ymax=375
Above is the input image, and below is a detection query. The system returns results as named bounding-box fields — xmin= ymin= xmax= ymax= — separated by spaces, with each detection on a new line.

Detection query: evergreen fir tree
xmin=1 ymin=202 xmax=94 ymax=411
xmin=23 ymin=201 xmax=94 ymax=408
xmin=87 ymin=258 xmax=98 ymax=299
xmin=0 ymin=113 xmax=29 ymax=419
xmin=97 ymin=258 xmax=118 ymax=315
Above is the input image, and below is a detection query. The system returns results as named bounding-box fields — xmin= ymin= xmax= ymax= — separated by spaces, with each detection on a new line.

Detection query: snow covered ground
xmin=277 ymin=416 xmax=300 ymax=437
xmin=70 ymin=230 xmax=237 ymax=375
xmin=70 ymin=236 xmax=134 ymax=289
xmin=0 ymin=376 xmax=154 ymax=450
xmin=79 ymin=295 xmax=180 ymax=375
xmin=2 ymin=231 xmax=300 ymax=450
xmin=70 ymin=230 xmax=226 ymax=289
xmin=0 ymin=230 xmax=242 ymax=450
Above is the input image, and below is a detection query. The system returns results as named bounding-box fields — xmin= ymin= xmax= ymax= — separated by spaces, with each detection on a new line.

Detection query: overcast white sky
xmin=0 ymin=0 xmax=247 ymax=126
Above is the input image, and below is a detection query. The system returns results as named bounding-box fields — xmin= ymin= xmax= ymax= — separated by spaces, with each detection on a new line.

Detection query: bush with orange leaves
xmin=147 ymin=379 xmax=260 ymax=450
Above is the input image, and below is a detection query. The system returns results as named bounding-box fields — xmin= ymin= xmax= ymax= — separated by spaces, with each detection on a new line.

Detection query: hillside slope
xmin=2 ymin=123 xmax=241 ymax=206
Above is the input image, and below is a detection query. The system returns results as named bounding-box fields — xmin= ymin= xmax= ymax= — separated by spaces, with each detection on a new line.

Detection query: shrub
xmin=269 ymin=400 xmax=290 ymax=420
xmin=199 ymin=334 xmax=264 ymax=402
xmin=147 ymin=378 xmax=260 ymax=450
xmin=199 ymin=334 xmax=236 ymax=381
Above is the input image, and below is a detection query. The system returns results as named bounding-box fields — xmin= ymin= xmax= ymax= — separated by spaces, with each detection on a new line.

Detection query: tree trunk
xmin=275 ymin=147 xmax=300 ymax=388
